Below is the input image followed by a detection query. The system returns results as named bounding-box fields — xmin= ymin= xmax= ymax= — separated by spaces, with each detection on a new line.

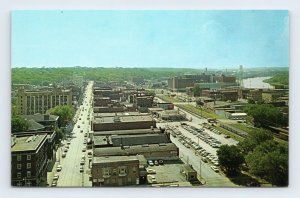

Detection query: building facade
xmin=16 ymin=88 xmax=72 ymax=115
xmin=11 ymin=134 xmax=48 ymax=186
xmin=91 ymin=156 xmax=140 ymax=186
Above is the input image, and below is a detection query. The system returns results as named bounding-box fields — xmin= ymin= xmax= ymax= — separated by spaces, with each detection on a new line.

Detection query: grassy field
xmin=213 ymin=125 xmax=244 ymax=142
xmin=228 ymin=123 xmax=254 ymax=134
xmin=176 ymin=104 xmax=223 ymax=119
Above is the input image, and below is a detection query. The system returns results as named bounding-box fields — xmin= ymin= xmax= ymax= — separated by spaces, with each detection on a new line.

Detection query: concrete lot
xmin=147 ymin=163 xmax=195 ymax=187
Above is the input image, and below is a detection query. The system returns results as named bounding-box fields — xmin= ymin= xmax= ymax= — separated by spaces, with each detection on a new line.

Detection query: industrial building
xmin=92 ymin=113 xmax=156 ymax=131
xmin=168 ymin=74 xmax=236 ymax=92
xmin=94 ymin=143 xmax=179 ymax=160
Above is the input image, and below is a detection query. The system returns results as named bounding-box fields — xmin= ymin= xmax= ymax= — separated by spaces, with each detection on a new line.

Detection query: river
xmin=242 ymin=76 xmax=274 ymax=89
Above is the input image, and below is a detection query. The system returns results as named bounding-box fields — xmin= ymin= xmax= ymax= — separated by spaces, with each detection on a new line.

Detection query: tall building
xmin=16 ymin=87 xmax=72 ymax=115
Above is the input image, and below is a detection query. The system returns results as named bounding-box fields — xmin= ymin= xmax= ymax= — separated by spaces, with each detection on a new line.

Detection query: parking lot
xmin=146 ymin=163 xmax=193 ymax=187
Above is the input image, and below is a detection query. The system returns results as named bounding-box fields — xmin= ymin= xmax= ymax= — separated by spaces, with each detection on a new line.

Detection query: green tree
xmin=244 ymin=104 xmax=287 ymax=127
xmin=239 ymin=128 xmax=273 ymax=154
xmin=55 ymin=128 xmax=64 ymax=143
xmin=217 ymin=145 xmax=245 ymax=176
xmin=148 ymin=90 xmax=156 ymax=97
xmin=11 ymin=116 xmax=29 ymax=133
xmin=247 ymin=98 xmax=255 ymax=104
xmin=47 ymin=105 xmax=75 ymax=128
xmin=192 ymin=85 xmax=201 ymax=97
xmin=245 ymin=140 xmax=288 ymax=186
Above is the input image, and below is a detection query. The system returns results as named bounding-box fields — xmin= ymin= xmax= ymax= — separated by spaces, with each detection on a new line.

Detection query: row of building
xmin=13 ymin=77 xmax=85 ymax=115
xmin=11 ymin=114 xmax=59 ymax=186
xmin=89 ymin=83 xmax=181 ymax=186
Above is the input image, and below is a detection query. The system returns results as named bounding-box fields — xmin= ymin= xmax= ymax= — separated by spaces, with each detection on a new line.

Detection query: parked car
xmin=148 ymin=160 xmax=154 ymax=166
xmin=53 ymin=174 xmax=59 ymax=180
xmin=147 ymin=175 xmax=157 ymax=184
xmin=51 ymin=180 xmax=57 ymax=187
xmin=62 ymin=152 xmax=66 ymax=158
xmin=80 ymin=165 xmax=84 ymax=173
xmin=147 ymin=168 xmax=156 ymax=174
xmin=154 ymin=160 xmax=159 ymax=166
xmin=158 ymin=159 xmax=164 ymax=165
xmin=56 ymin=165 xmax=62 ymax=172
xmin=211 ymin=165 xmax=219 ymax=172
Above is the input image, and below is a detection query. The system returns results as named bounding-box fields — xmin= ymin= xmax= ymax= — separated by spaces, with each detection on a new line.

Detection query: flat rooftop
xmin=94 ymin=143 xmax=178 ymax=157
xmin=93 ymin=128 xmax=162 ymax=136
xmin=94 ymin=136 xmax=112 ymax=146
xmin=93 ymin=155 xmax=140 ymax=164
xmin=93 ymin=115 xmax=153 ymax=124
xmin=111 ymin=133 xmax=170 ymax=146
xmin=11 ymin=134 xmax=47 ymax=152
xmin=94 ymin=112 xmax=147 ymax=117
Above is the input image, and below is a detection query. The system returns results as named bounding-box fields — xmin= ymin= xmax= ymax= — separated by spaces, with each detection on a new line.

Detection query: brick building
xmin=91 ymin=155 xmax=147 ymax=186
xmin=11 ymin=134 xmax=48 ymax=186
xmin=92 ymin=114 xmax=156 ymax=131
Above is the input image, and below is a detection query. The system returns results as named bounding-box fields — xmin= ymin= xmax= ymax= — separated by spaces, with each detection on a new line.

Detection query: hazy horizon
xmin=12 ymin=10 xmax=289 ymax=68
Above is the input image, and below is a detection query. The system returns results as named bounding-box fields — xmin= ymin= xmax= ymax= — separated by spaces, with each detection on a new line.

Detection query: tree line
xmin=217 ymin=128 xmax=288 ymax=186
xmin=12 ymin=67 xmax=201 ymax=85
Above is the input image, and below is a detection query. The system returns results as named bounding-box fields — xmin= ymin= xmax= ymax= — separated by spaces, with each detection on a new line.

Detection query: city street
xmin=55 ymin=81 xmax=94 ymax=187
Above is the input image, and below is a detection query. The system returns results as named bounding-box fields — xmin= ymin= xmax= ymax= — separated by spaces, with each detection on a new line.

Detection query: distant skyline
xmin=11 ymin=10 xmax=289 ymax=68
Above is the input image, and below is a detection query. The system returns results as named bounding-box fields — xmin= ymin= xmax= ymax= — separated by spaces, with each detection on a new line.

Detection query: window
xmin=27 ymin=163 xmax=31 ymax=169
xmin=119 ymin=167 xmax=127 ymax=176
xmin=17 ymin=172 xmax=21 ymax=179
xmin=102 ymin=168 xmax=110 ymax=177
xmin=17 ymin=164 xmax=22 ymax=170
xmin=27 ymin=171 xmax=31 ymax=178
xmin=17 ymin=155 xmax=21 ymax=161
xmin=27 ymin=155 xmax=31 ymax=160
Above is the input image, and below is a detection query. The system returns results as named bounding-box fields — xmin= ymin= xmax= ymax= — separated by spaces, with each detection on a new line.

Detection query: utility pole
xmin=199 ymin=160 xmax=202 ymax=179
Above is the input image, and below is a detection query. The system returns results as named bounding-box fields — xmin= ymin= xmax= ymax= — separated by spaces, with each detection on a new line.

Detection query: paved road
xmin=56 ymin=81 xmax=94 ymax=187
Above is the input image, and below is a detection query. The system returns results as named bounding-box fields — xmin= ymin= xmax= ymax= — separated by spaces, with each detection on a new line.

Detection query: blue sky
xmin=11 ymin=10 xmax=289 ymax=68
